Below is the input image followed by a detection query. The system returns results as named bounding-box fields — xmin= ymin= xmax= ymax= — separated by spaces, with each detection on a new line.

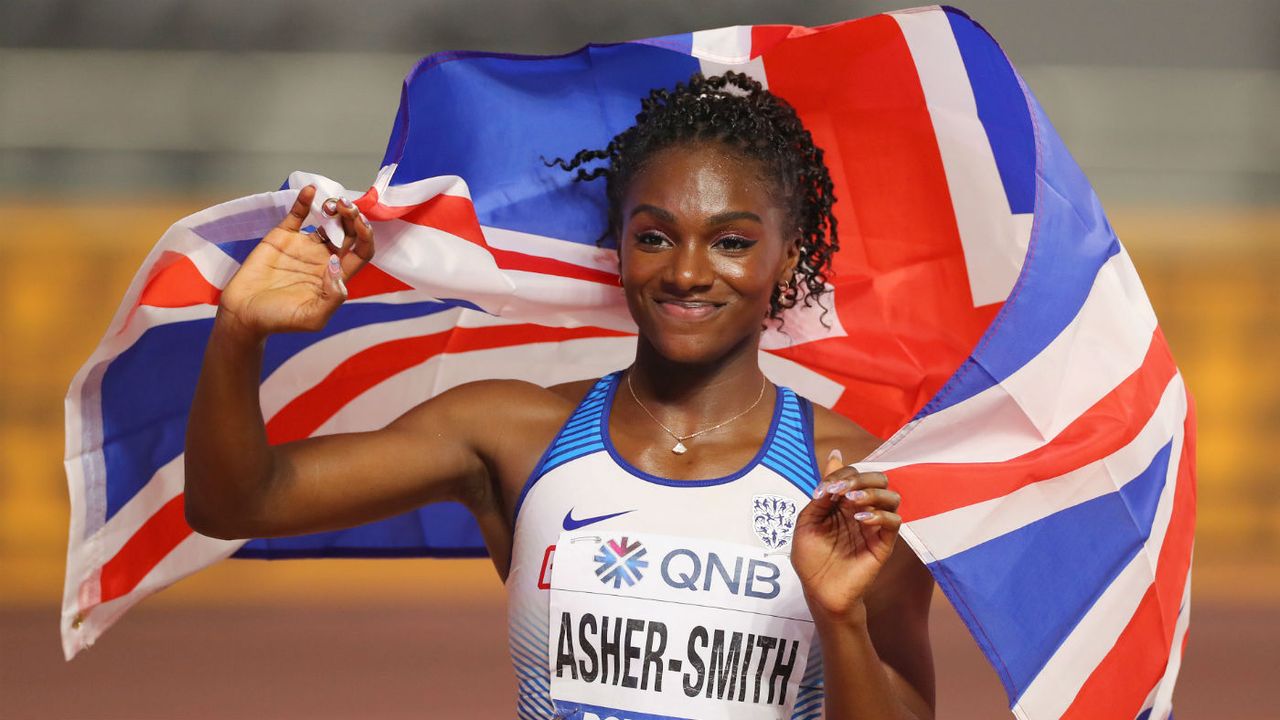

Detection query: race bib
xmin=548 ymin=530 xmax=816 ymax=720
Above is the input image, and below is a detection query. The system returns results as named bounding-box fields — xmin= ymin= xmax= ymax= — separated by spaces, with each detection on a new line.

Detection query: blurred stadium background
xmin=1 ymin=0 xmax=1276 ymax=717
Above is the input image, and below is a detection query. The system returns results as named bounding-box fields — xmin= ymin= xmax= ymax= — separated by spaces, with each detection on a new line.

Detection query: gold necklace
xmin=625 ymin=370 xmax=769 ymax=455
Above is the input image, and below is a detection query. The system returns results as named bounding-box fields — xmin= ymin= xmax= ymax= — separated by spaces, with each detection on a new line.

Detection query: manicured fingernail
xmin=322 ymin=198 xmax=339 ymax=215
xmin=339 ymin=197 xmax=353 ymax=208
xmin=848 ymin=490 xmax=868 ymax=502
xmin=826 ymin=481 xmax=849 ymax=496
xmin=827 ymin=449 xmax=843 ymax=464
xmin=329 ymin=256 xmax=347 ymax=297
xmin=854 ymin=511 xmax=874 ymax=522
xmin=811 ymin=486 xmax=824 ymax=499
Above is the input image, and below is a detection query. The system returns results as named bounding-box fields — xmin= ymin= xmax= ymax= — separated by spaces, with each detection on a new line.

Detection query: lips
xmin=654 ymin=298 xmax=725 ymax=321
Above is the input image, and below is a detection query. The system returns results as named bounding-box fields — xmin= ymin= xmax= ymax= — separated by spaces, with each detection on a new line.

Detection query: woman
xmin=185 ymin=72 xmax=935 ymax=720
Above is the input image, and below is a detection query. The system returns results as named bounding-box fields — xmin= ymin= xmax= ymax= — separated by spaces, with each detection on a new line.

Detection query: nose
xmin=663 ymin=241 xmax=714 ymax=294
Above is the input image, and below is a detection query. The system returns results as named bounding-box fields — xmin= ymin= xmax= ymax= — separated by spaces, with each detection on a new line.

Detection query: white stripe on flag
xmin=891 ymin=8 xmax=1033 ymax=307
xmin=77 ymin=455 xmax=184 ymax=570
xmin=1143 ymin=570 xmax=1192 ymax=720
xmin=258 ymin=309 xmax=467 ymax=418
xmin=759 ymin=351 xmax=848 ymax=409
xmin=862 ymin=248 xmax=1158 ymax=469
xmin=694 ymin=26 xmax=768 ymax=86
xmin=691 ymin=25 xmax=754 ymax=64
xmin=1012 ymin=392 xmax=1187 ymax=719
xmin=906 ymin=373 xmax=1187 ymax=561
xmin=63 ymin=529 xmax=242 ymax=660
xmin=311 ymin=336 xmax=640 ymax=436
xmin=482 ymin=225 xmax=621 ymax=273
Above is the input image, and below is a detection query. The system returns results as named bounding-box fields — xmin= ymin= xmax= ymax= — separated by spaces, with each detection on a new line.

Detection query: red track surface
xmin=4 ymin=599 xmax=1276 ymax=719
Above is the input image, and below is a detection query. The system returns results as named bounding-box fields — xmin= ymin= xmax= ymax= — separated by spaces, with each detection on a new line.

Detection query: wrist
xmin=806 ymin=595 xmax=869 ymax=632
xmin=213 ymin=306 xmax=267 ymax=348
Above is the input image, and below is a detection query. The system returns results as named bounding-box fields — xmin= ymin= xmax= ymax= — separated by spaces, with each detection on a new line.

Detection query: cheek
xmin=713 ymin=261 xmax=780 ymax=315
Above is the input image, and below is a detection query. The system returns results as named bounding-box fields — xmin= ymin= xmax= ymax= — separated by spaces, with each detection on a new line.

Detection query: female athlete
xmin=184 ymin=72 xmax=935 ymax=720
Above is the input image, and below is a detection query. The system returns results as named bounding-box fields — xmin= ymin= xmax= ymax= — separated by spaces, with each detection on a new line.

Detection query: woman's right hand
xmin=217 ymin=185 xmax=374 ymax=339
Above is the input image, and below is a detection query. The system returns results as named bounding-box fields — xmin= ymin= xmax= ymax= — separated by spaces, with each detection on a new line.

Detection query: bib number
xmin=548 ymin=531 xmax=816 ymax=720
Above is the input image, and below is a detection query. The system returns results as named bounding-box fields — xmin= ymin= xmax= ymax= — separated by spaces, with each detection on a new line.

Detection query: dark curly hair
xmin=548 ymin=71 xmax=838 ymax=321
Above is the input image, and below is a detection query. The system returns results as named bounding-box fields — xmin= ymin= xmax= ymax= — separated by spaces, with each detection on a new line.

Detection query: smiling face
xmin=618 ymin=141 xmax=800 ymax=365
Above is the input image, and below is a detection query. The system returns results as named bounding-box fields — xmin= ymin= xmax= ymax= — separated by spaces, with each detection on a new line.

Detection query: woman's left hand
xmin=790 ymin=451 xmax=902 ymax=623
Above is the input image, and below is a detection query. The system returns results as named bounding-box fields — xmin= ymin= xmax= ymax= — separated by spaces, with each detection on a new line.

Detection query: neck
xmin=628 ymin=334 xmax=766 ymax=415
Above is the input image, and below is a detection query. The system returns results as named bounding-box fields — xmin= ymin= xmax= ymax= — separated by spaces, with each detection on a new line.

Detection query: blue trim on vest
xmin=600 ymin=373 xmax=823 ymax=490
xmin=762 ymin=390 xmax=824 ymax=496
xmin=511 ymin=372 xmax=825 ymax=522
xmin=510 ymin=374 xmax=616 ymax=523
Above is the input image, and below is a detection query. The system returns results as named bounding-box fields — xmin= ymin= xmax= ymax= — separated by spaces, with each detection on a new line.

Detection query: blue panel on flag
xmin=233 ymin=502 xmax=486 ymax=558
xmin=919 ymin=92 xmax=1121 ymax=417
xmin=214 ymin=237 xmax=261 ymax=265
xmin=100 ymin=318 xmax=213 ymax=522
xmin=384 ymin=46 xmax=700 ymax=246
xmin=945 ymin=9 xmax=1036 ymax=215
xmin=930 ymin=440 xmax=1174 ymax=698
xmin=631 ymin=32 xmax=695 ymax=56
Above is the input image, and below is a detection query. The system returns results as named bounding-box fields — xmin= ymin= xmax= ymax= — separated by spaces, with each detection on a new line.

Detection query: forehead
xmin=622 ymin=142 xmax=789 ymax=223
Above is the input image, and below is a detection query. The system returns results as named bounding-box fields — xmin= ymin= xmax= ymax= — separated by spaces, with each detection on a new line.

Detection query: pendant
xmin=671 ymin=441 xmax=688 ymax=455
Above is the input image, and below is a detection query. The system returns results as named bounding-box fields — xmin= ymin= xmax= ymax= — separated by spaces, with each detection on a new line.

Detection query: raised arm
xmin=183 ymin=188 xmax=523 ymax=544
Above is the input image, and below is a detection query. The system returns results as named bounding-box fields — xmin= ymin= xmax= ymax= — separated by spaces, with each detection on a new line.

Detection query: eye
xmin=714 ymin=234 xmax=756 ymax=252
xmin=635 ymin=230 xmax=672 ymax=249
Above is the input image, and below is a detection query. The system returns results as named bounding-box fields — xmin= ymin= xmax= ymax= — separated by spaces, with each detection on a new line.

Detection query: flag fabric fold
xmin=63 ymin=6 xmax=1194 ymax=718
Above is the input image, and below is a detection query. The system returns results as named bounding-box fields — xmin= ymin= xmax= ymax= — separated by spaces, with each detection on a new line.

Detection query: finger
xmin=349 ymin=209 xmax=374 ymax=263
xmin=852 ymin=509 xmax=901 ymax=532
xmin=843 ymin=487 xmax=901 ymax=511
xmin=280 ymin=185 xmax=318 ymax=233
xmin=811 ymin=475 xmax=854 ymax=501
xmin=333 ymin=198 xmax=361 ymax=253
xmin=861 ymin=511 xmax=901 ymax=558
xmin=843 ymin=469 xmax=888 ymax=491
xmin=325 ymin=254 xmax=348 ymax=300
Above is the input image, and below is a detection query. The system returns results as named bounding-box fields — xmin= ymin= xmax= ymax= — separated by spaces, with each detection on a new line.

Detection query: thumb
xmin=825 ymin=448 xmax=844 ymax=477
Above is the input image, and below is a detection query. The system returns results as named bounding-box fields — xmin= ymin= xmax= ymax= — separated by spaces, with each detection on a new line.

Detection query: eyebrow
xmin=628 ymin=204 xmax=763 ymax=226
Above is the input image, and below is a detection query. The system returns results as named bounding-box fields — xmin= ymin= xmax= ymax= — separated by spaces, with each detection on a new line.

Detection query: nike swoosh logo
xmin=563 ymin=508 xmax=635 ymax=531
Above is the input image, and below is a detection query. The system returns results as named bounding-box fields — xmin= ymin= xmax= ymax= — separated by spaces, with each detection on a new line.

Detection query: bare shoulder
xmin=809 ymin=402 xmax=882 ymax=464
xmin=547 ymin=377 xmax=602 ymax=404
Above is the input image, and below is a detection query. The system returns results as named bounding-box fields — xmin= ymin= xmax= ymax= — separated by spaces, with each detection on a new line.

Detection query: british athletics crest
xmin=751 ymin=494 xmax=798 ymax=550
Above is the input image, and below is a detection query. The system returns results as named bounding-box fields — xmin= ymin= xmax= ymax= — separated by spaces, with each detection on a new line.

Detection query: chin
xmin=642 ymin=321 xmax=762 ymax=367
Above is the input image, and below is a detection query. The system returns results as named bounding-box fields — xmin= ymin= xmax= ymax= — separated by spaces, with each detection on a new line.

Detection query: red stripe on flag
xmin=1060 ymin=389 xmax=1196 ymax=719
xmin=363 ymin=189 xmax=619 ymax=286
xmin=891 ymin=328 xmax=1178 ymax=522
xmin=137 ymin=252 xmax=221 ymax=308
xmin=345 ymin=264 xmax=414 ymax=299
xmin=761 ymin=15 xmax=999 ymax=438
xmin=485 ymin=248 xmax=619 ymax=286
xmin=266 ymin=324 xmax=631 ymax=444
xmin=98 ymin=494 xmax=191 ymax=604
xmin=750 ymin=25 xmax=799 ymax=58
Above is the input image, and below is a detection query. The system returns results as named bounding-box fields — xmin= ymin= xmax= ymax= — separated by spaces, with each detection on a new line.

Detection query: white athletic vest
xmin=505 ymin=372 xmax=826 ymax=720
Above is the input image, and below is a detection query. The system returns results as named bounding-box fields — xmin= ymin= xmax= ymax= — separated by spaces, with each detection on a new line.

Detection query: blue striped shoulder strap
xmin=536 ymin=373 xmax=615 ymax=476
xmin=761 ymin=386 xmax=824 ymax=496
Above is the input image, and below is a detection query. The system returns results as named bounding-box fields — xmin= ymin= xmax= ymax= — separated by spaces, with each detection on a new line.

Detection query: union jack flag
xmin=63 ymin=6 xmax=1194 ymax=718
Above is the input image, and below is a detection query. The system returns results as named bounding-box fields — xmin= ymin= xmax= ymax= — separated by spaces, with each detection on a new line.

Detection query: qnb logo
xmin=593 ymin=537 xmax=648 ymax=588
